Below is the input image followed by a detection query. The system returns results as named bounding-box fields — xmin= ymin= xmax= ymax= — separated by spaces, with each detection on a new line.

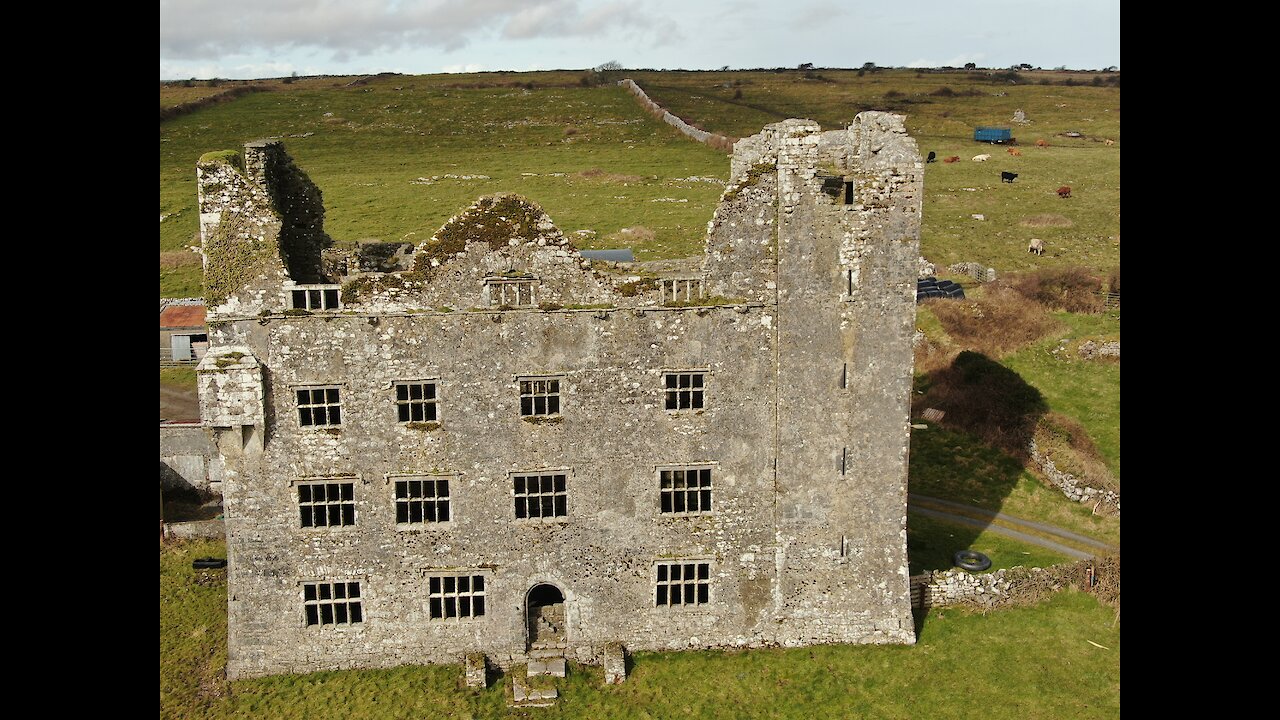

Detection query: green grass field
xmin=162 ymin=540 xmax=1117 ymax=720
xmin=160 ymin=69 xmax=1118 ymax=297
xmin=630 ymin=69 xmax=1120 ymax=274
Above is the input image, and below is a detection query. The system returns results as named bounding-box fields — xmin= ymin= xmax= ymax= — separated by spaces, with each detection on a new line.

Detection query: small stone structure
xmin=1028 ymin=438 xmax=1121 ymax=514
xmin=464 ymin=652 xmax=488 ymax=688
xmin=602 ymin=642 xmax=627 ymax=684
xmin=1077 ymin=340 xmax=1120 ymax=360
xmin=198 ymin=113 xmax=923 ymax=680
xmin=947 ymin=261 xmax=996 ymax=284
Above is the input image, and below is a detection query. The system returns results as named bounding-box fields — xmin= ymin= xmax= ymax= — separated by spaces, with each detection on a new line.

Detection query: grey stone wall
xmin=1028 ymin=438 xmax=1121 ymax=514
xmin=618 ymin=79 xmax=735 ymax=151
xmin=160 ymin=424 xmax=224 ymax=496
xmin=200 ymin=113 xmax=921 ymax=679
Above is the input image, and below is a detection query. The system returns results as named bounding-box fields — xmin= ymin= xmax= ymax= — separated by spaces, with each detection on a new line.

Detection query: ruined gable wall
xmin=701 ymin=163 xmax=778 ymax=304
xmin=199 ymin=140 xmax=331 ymax=316
xmin=339 ymin=195 xmax=620 ymax=312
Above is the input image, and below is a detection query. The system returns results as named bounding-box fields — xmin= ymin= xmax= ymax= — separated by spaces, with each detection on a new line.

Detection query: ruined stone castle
xmin=195 ymin=112 xmax=922 ymax=679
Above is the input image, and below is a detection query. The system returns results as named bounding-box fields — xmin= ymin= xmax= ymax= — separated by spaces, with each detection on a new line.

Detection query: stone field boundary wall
xmin=619 ymin=79 xmax=736 ymax=152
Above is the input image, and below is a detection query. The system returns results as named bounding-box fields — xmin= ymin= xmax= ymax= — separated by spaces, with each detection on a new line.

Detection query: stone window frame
xmin=389 ymin=472 xmax=454 ymax=527
xmin=657 ymin=463 xmax=717 ymax=516
xmin=393 ymin=379 xmax=440 ymax=424
xmin=293 ymin=476 xmax=359 ymax=529
xmin=484 ymin=276 xmax=538 ymax=308
xmin=294 ymin=384 xmax=345 ymax=428
xmin=511 ymin=468 xmax=570 ymax=524
xmin=290 ymin=284 xmax=342 ymax=311
xmin=425 ymin=571 xmax=488 ymax=622
xmin=662 ymin=369 xmax=708 ymax=412
xmin=517 ymin=375 xmax=564 ymax=417
xmin=301 ymin=579 xmax=364 ymax=628
xmin=660 ymin=278 xmax=705 ymax=304
xmin=654 ymin=560 xmax=713 ymax=608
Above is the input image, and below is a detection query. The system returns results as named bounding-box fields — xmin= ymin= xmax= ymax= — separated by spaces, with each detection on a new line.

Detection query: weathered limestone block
xmin=464 ymin=652 xmax=487 ymax=688
xmin=603 ymin=642 xmax=627 ymax=684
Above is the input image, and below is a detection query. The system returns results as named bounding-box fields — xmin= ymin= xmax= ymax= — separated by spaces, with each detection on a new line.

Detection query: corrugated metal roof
xmin=160 ymin=305 xmax=207 ymax=328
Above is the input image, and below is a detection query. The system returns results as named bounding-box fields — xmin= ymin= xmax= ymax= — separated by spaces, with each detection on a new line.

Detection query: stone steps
xmin=511 ymin=658 xmax=565 ymax=707
xmin=527 ymin=657 xmax=566 ymax=677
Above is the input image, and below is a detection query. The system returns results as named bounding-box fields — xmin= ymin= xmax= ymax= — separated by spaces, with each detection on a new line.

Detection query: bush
xmin=929 ymin=86 xmax=955 ymax=97
xmin=1107 ymin=267 xmax=1120 ymax=295
xmin=925 ymin=285 xmax=1059 ymax=359
xmin=1012 ymin=266 xmax=1103 ymax=313
xmin=913 ymin=350 xmax=1047 ymax=457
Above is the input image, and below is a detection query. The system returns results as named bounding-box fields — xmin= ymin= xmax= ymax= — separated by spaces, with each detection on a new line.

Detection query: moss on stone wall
xmin=721 ymin=161 xmax=776 ymax=203
xmin=618 ymin=277 xmax=660 ymax=297
xmin=340 ymin=194 xmax=556 ymax=305
xmin=204 ymin=211 xmax=278 ymax=307
xmin=198 ymin=150 xmax=243 ymax=173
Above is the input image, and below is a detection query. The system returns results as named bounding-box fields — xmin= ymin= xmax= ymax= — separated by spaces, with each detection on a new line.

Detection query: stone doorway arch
xmin=525 ymin=583 xmax=566 ymax=650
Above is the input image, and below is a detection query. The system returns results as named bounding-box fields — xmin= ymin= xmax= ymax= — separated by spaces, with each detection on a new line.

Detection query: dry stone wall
xmin=619 ymin=79 xmax=736 ymax=151
xmin=1029 ymin=438 xmax=1121 ymax=514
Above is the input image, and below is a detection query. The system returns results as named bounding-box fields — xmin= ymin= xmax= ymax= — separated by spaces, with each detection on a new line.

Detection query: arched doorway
xmin=525 ymin=583 xmax=566 ymax=649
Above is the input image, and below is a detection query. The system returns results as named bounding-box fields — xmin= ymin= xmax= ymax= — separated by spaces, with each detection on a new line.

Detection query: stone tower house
xmin=196 ymin=112 xmax=922 ymax=679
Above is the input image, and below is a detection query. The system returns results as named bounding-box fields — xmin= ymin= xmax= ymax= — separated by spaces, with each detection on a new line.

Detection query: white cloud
xmin=441 ymin=63 xmax=484 ymax=73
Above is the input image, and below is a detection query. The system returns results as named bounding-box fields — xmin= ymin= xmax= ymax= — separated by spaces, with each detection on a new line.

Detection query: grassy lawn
xmin=160 ymin=69 xmax=1119 ymax=296
xmin=909 ymin=425 xmax=1119 ymax=549
xmin=161 ymin=540 xmax=1118 ymax=719
xmin=161 ymin=366 xmax=198 ymax=392
xmin=632 ymin=68 xmax=1120 ymax=275
xmin=906 ymin=511 xmax=1068 ymax=575
xmin=162 ymin=538 xmax=1121 ymax=717
xmin=160 ymin=73 xmax=731 ymax=296
xmin=1003 ymin=311 xmax=1121 ymax=477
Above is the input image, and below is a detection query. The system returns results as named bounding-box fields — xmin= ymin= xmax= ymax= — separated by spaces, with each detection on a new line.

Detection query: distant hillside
xmin=160 ymin=69 xmax=1118 ymax=298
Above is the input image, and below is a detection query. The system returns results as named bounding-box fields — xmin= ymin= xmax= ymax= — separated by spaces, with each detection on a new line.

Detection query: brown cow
xmin=1007 ymin=148 xmax=1022 ymax=156
xmin=943 ymin=156 xmax=960 ymax=164
xmin=1036 ymin=139 xmax=1049 ymax=147
xmin=1057 ymin=185 xmax=1072 ymax=198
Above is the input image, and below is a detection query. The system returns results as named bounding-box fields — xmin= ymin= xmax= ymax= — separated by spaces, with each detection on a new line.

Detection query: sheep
xmin=943 ymin=156 xmax=961 ymax=164
xmin=1001 ymin=171 xmax=1018 ymax=183
xmin=1028 ymin=239 xmax=1045 ymax=255
xmin=1104 ymin=139 xmax=1115 ymax=146
xmin=972 ymin=154 xmax=992 ymax=162
xmin=1007 ymin=148 xmax=1022 ymax=156
xmin=1057 ymin=185 xmax=1072 ymax=198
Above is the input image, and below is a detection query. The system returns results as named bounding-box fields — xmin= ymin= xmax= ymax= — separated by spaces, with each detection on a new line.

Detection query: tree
xmin=595 ymin=60 xmax=623 ymax=72
xmin=963 ymin=62 xmax=977 ymax=70
xmin=862 ymin=62 xmax=877 ymax=71
xmin=798 ymin=62 xmax=814 ymax=71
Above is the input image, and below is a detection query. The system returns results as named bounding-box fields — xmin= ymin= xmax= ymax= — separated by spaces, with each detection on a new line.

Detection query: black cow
xmin=926 ymin=151 xmax=937 ymax=163
xmin=1001 ymin=171 xmax=1018 ymax=183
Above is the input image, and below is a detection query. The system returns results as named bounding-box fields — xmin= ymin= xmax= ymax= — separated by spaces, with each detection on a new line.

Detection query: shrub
xmin=929 ymin=86 xmax=955 ymax=97
xmin=1033 ymin=413 xmax=1119 ymax=493
xmin=925 ymin=285 xmax=1059 ymax=358
xmin=1012 ymin=266 xmax=1103 ymax=313
xmin=913 ymin=350 xmax=1047 ymax=457
xmin=1107 ymin=267 xmax=1120 ymax=295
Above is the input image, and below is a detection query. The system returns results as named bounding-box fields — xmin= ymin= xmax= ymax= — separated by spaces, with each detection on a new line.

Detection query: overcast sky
xmin=159 ymin=0 xmax=1119 ymax=80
